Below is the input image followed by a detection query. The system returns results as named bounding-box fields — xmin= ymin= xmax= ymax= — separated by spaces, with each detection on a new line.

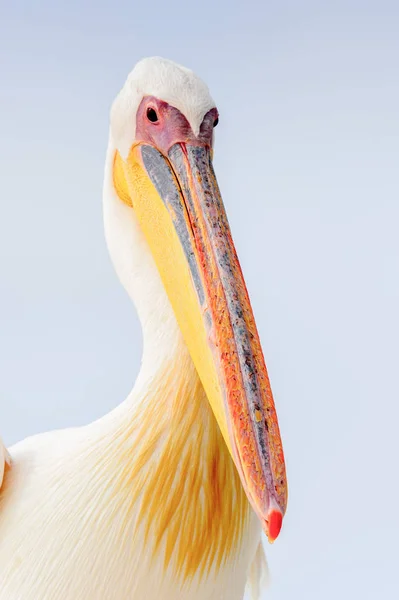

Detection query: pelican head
xmin=104 ymin=56 xmax=287 ymax=543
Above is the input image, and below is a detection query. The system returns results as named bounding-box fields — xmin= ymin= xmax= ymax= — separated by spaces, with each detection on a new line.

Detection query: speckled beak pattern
xmin=121 ymin=140 xmax=287 ymax=542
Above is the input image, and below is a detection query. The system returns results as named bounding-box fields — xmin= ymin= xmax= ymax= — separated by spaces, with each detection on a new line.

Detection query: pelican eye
xmin=213 ymin=117 xmax=219 ymax=127
xmin=147 ymin=108 xmax=159 ymax=123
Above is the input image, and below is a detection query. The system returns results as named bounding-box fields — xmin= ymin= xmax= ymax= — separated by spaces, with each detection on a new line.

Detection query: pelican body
xmin=0 ymin=57 xmax=287 ymax=599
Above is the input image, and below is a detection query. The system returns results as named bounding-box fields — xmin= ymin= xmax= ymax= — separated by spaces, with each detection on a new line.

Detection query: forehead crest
xmin=111 ymin=57 xmax=216 ymax=158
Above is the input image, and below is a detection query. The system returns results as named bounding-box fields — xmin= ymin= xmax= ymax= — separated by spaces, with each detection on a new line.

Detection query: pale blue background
xmin=1 ymin=1 xmax=398 ymax=598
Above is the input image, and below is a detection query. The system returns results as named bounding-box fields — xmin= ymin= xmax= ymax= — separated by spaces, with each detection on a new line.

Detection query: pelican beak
xmin=113 ymin=140 xmax=287 ymax=542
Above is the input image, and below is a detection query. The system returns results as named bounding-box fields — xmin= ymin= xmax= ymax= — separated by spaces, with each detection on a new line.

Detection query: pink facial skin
xmin=134 ymin=96 xmax=219 ymax=155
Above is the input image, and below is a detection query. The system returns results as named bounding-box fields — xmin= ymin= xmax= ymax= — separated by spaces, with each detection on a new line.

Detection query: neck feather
xmin=103 ymin=347 xmax=250 ymax=581
xmin=101 ymin=140 xmax=251 ymax=580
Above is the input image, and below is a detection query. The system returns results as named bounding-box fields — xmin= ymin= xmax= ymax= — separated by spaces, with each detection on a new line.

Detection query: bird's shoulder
xmin=0 ymin=437 xmax=11 ymax=490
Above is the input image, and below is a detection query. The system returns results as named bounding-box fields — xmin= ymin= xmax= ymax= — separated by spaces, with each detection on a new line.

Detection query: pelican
xmin=0 ymin=57 xmax=287 ymax=600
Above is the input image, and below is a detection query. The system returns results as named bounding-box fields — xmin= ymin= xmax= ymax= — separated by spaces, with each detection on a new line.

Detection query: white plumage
xmin=0 ymin=57 xmax=268 ymax=600
xmin=111 ymin=57 xmax=215 ymax=158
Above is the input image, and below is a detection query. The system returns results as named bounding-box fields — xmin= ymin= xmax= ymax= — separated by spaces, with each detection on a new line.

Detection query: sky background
xmin=1 ymin=1 xmax=398 ymax=598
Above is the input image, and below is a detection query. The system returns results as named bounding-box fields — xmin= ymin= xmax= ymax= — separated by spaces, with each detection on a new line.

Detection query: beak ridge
xmin=116 ymin=140 xmax=288 ymax=542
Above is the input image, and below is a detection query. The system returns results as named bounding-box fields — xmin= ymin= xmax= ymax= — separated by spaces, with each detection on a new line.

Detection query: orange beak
xmin=114 ymin=140 xmax=288 ymax=542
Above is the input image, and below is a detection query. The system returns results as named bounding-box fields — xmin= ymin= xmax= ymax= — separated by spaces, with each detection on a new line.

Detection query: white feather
xmin=0 ymin=437 xmax=10 ymax=490
xmin=111 ymin=56 xmax=216 ymax=158
xmin=0 ymin=57 xmax=264 ymax=599
xmin=245 ymin=541 xmax=270 ymax=600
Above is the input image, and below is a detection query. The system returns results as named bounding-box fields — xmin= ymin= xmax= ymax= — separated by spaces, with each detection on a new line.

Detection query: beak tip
xmin=265 ymin=507 xmax=283 ymax=543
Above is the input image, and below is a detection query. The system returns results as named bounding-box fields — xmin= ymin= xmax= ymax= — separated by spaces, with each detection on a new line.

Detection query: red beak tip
xmin=266 ymin=508 xmax=283 ymax=543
